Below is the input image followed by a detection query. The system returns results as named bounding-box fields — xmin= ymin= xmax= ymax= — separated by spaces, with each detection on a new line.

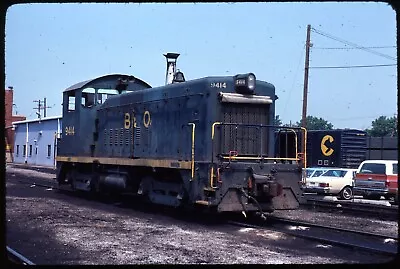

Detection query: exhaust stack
xmin=164 ymin=53 xmax=180 ymax=85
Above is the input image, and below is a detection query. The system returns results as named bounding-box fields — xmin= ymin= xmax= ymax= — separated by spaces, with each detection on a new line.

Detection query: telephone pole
xmin=33 ymin=98 xmax=52 ymax=119
xmin=44 ymin=97 xmax=47 ymax=117
xmin=302 ymin=24 xmax=311 ymax=129
xmin=33 ymin=100 xmax=42 ymax=119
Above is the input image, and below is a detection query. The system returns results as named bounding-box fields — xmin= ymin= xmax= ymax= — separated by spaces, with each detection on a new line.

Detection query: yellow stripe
xmin=195 ymin=200 xmax=210 ymax=206
xmin=56 ymin=156 xmax=191 ymax=169
xmin=220 ymin=156 xmax=300 ymax=161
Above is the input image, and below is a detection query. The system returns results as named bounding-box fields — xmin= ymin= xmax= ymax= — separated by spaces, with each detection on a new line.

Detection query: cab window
xmin=97 ymin=89 xmax=119 ymax=104
xmin=67 ymin=92 xmax=75 ymax=112
xmin=81 ymin=88 xmax=96 ymax=108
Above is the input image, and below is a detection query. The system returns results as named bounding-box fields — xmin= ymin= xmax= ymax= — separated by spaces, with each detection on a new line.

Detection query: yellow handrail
xmin=300 ymin=127 xmax=307 ymax=169
xmin=188 ymin=123 xmax=196 ymax=180
xmin=209 ymin=122 xmax=307 ymax=188
xmin=220 ymin=156 xmax=300 ymax=161
xmin=211 ymin=122 xmax=221 ymax=140
xmin=210 ymin=166 xmax=215 ymax=188
xmin=210 ymin=122 xmax=221 ymax=188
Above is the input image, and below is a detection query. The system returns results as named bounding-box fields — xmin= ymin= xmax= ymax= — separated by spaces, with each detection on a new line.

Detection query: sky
xmin=5 ymin=2 xmax=397 ymax=130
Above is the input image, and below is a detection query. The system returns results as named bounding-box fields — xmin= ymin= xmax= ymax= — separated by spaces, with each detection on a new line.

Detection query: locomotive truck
xmin=56 ymin=54 xmax=307 ymax=216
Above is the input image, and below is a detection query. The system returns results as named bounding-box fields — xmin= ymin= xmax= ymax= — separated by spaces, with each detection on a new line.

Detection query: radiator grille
xmin=135 ymin=127 xmax=141 ymax=145
xmin=219 ymin=103 xmax=269 ymax=155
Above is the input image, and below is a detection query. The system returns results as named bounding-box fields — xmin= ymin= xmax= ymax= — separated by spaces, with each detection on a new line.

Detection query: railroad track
xmin=7 ymin=246 xmax=35 ymax=265
xmin=8 ymin=174 xmax=398 ymax=257
xmin=304 ymin=197 xmax=398 ymax=220
xmin=228 ymin=216 xmax=398 ymax=256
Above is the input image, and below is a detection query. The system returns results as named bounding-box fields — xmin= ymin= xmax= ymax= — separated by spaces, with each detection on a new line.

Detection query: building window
xmin=35 ymin=147 xmax=38 ymax=155
xmin=29 ymin=145 xmax=32 ymax=156
xmin=16 ymin=145 xmax=19 ymax=156
xmin=47 ymin=145 xmax=51 ymax=157
xmin=23 ymin=145 xmax=26 ymax=157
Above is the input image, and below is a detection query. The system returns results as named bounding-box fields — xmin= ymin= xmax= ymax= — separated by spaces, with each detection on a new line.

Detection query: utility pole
xmin=33 ymin=100 xmax=42 ymax=119
xmin=33 ymin=98 xmax=52 ymax=119
xmin=302 ymin=24 xmax=311 ymax=129
xmin=44 ymin=98 xmax=47 ymax=117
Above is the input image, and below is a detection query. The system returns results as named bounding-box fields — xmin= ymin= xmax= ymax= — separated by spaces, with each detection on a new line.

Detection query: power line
xmin=282 ymin=44 xmax=305 ymax=118
xmin=310 ymin=64 xmax=397 ymax=69
xmin=313 ymin=46 xmax=396 ymax=50
xmin=310 ymin=27 xmax=397 ymax=61
xmin=329 ymin=114 xmax=397 ymax=122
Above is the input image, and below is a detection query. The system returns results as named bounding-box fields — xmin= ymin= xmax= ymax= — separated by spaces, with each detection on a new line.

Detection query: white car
xmin=305 ymin=168 xmax=357 ymax=200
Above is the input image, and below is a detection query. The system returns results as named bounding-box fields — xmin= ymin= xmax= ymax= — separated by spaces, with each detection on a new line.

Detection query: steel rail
xmin=269 ymin=216 xmax=398 ymax=240
xmin=7 ymin=246 xmax=35 ymax=265
xmin=304 ymin=198 xmax=398 ymax=219
xmin=228 ymin=220 xmax=397 ymax=256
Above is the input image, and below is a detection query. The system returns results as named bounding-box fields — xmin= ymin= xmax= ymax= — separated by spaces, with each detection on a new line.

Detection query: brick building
xmin=5 ymin=87 xmax=26 ymax=162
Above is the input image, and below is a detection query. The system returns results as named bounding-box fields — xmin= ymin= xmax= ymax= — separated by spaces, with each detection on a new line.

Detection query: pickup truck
xmin=353 ymin=160 xmax=398 ymax=203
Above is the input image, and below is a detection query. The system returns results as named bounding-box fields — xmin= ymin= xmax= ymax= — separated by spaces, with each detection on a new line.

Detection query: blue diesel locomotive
xmin=56 ymin=56 xmax=307 ymax=216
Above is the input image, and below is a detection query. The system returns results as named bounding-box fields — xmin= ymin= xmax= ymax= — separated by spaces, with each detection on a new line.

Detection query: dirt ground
xmin=5 ymin=166 xmax=397 ymax=264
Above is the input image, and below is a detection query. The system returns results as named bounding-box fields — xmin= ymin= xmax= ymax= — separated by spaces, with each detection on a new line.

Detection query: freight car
xmin=366 ymin=136 xmax=398 ymax=161
xmin=306 ymin=129 xmax=367 ymax=169
xmin=56 ymin=56 xmax=306 ymax=216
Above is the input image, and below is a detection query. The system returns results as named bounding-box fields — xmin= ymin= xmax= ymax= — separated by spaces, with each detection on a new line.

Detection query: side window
xmin=16 ymin=145 xmax=19 ymax=156
xmin=392 ymin=164 xmax=398 ymax=175
xmin=23 ymin=145 xmax=26 ymax=156
xmin=82 ymin=88 xmax=96 ymax=108
xmin=97 ymin=89 xmax=119 ymax=104
xmin=68 ymin=92 xmax=76 ymax=112
xmin=29 ymin=145 xmax=32 ymax=156
xmin=47 ymin=145 xmax=51 ymax=157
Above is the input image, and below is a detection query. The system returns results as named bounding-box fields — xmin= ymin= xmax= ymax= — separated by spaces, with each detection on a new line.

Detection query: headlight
xmin=234 ymin=73 xmax=256 ymax=94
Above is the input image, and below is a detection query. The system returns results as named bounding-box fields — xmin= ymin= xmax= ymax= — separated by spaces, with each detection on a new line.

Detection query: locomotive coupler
xmin=237 ymin=188 xmax=267 ymax=220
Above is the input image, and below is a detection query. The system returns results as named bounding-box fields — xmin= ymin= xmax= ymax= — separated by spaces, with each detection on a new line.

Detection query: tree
xmin=365 ymin=115 xmax=397 ymax=137
xmin=295 ymin=116 xmax=333 ymax=130
xmin=274 ymin=115 xmax=282 ymax=126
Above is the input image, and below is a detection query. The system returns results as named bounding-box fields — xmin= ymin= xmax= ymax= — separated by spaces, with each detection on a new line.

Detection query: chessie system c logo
xmin=321 ymin=135 xmax=334 ymax=156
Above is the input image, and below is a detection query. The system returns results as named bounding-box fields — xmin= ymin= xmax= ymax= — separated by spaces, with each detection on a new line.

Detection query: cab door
xmin=59 ymin=90 xmax=77 ymax=156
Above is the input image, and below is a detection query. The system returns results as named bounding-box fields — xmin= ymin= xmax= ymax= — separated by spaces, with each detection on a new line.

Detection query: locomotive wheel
xmin=137 ymin=176 xmax=153 ymax=197
xmin=66 ymin=171 xmax=76 ymax=190
xmin=339 ymin=186 xmax=352 ymax=200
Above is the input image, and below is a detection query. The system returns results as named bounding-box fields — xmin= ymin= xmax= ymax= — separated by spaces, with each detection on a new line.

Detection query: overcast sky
xmin=5 ymin=2 xmax=397 ymax=129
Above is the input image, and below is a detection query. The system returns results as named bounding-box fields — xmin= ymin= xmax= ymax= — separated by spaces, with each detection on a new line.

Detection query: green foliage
xmin=365 ymin=115 xmax=397 ymax=137
xmin=295 ymin=116 xmax=333 ymax=130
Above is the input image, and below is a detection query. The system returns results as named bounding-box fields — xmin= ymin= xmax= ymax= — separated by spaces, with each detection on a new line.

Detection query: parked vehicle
xmin=304 ymin=168 xmax=357 ymax=200
xmin=353 ymin=160 xmax=398 ymax=203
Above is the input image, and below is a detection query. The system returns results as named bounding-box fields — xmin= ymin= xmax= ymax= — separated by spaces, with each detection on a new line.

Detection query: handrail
xmin=300 ymin=127 xmax=307 ymax=169
xmin=188 ymin=123 xmax=196 ymax=180
xmin=220 ymin=156 xmax=299 ymax=161
xmin=209 ymin=122 xmax=306 ymax=189
xmin=277 ymin=128 xmax=298 ymax=161
xmin=210 ymin=122 xmax=221 ymax=189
